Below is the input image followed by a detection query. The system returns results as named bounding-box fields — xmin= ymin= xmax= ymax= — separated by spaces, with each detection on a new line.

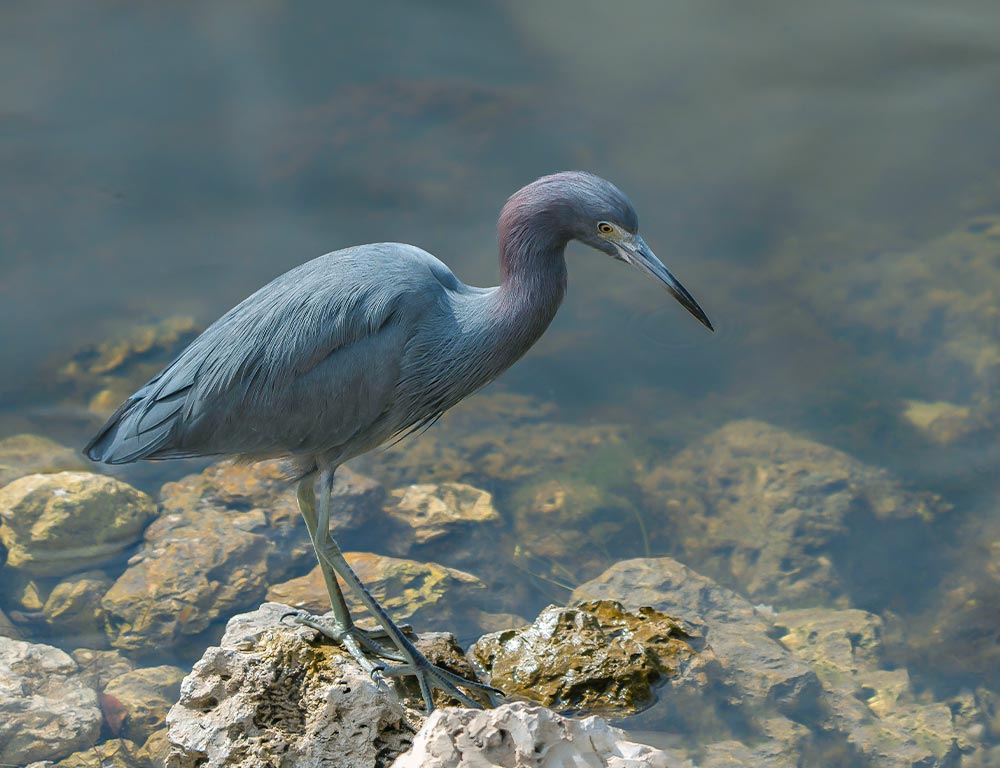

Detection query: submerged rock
xmin=101 ymin=504 xmax=272 ymax=653
xmin=41 ymin=569 xmax=114 ymax=647
xmin=897 ymin=519 xmax=1000 ymax=692
xmin=384 ymin=482 xmax=501 ymax=569
xmin=573 ymin=558 xmax=975 ymax=768
xmin=0 ymin=472 xmax=156 ymax=577
xmin=392 ymin=701 xmax=690 ymax=768
xmin=59 ymin=315 xmax=200 ymax=417
xmin=793 ymin=213 xmax=1000 ymax=427
xmin=359 ymin=391 xmax=631 ymax=489
xmin=49 ymin=739 xmax=144 ymax=768
xmin=70 ymin=647 xmax=135 ymax=690
xmin=159 ymin=460 xmax=386 ymax=574
xmin=165 ymin=602 xmax=420 ymax=768
xmin=0 ymin=434 xmax=87 ymax=489
xmin=102 ymin=665 xmax=186 ymax=746
xmin=776 ymin=608 xmax=963 ymax=767
xmin=103 ymin=460 xmax=385 ymax=653
xmin=266 ymin=552 xmax=486 ymax=632
xmin=573 ymin=559 xmax=819 ymax=715
xmin=471 ymin=600 xmax=700 ymax=715
xmin=0 ymin=636 xmax=102 ymax=765
xmin=640 ymin=419 xmax=947 ymax=607
xmin=510 ymin=475 xmax=641 ymax=583
xmin=0 ymin=607 xmax=22 ymax=639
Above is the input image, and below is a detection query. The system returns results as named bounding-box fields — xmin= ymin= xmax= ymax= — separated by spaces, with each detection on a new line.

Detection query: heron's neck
xmin=493 ymin=228 xmax=568 ymax=346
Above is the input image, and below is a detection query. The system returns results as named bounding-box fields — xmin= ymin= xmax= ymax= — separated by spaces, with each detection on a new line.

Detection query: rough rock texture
xmin=70 ymin=647 xmax=135 ymax=690
xmin=103 ymin=665 xmax=187 ymax=746
xmin=0 ymin=434 xmax=87 ymax=488
xmin=42 ymin=569 xmax=114 ymax=646
xmin=267 ymin=552 xmax=486 ymax=631
xmin=573 ymin=558 xmax=819 ymax=714
xmin=0 ymin=636 xmax=102 ymax=765
xmin=165 ymin=603 xmax=419 ymax=768
xmin=384 ymin=482 xmax=501 ymax=569
xmin=640 ymin=420 xmax=947 ymax=607
xmin=509 ymin=475 xmax=642 ymax=583
xmin=159 ymin=459 xmax=386 ymax=573
xmin=776 ymin=608 xmax=963 ymax=768
xmin=102 ymin=504 xmax=271 ymax=653
xmin=897 ymin=517 xmax=1000 ymax=691
xmin=391 ymin=701 xmax=690 ymax=768
xmin=573 ymin=558 xmax=975 ymax=768
xmin=358 ymin=392 xmax=632 ymax=489
xmin=471 ymin=600 xmax=700 ymax=715
xmin=0 ymin=472 xmax=156 ymax=577
xmin=50 ymin=738 xmax=145 ymax=768
xmin=102 ymin=459 xmax=385 ymax=653
xmin=138 ymin=728 xmax=171 ymax=768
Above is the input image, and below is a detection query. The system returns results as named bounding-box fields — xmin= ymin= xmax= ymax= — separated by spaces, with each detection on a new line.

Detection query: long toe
xmin=381 ymin=656 xmax=504 ymax=711
xmin=289 ymin=611 xmax=406 ymax=662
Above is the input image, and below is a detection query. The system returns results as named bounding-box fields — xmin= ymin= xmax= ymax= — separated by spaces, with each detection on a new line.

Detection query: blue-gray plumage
xmin=85 ymin=171 xmax=712 ymax=711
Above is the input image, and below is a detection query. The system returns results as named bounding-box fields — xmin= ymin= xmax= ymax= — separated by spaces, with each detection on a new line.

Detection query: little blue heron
xmin=85 ymin=171 xmax=713 ymax=711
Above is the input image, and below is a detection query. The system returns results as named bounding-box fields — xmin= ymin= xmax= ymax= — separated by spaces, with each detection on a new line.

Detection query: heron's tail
xmin=84 ymin=386 xmax=188 ymax=464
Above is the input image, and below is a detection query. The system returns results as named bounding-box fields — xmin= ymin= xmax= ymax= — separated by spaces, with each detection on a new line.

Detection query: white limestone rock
xmin=0 ymin=636 xmax=102 ymax=765
xmin=391 ymin=701 xmax=691 ymax=768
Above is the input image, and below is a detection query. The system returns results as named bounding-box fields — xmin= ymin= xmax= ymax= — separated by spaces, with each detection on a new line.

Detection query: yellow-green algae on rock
xmin=0 ymin=472 xmax=155 ymax=577
xmin=471 ymin=599 xmax=698 ymax=715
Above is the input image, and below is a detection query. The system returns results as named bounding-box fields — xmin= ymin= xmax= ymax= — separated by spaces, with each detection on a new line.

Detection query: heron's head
xmin=503 ymin=171 xmax=713 ymax=331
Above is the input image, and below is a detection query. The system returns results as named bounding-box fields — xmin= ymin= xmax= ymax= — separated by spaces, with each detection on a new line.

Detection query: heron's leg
xmin=312 ymin=469 xmax=501 ymax=711
xmin=295 ymin=476 xmax=402 ymax=665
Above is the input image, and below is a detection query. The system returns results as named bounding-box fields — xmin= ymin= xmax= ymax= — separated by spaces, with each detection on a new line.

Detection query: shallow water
xmin=2 ymin=1 xmax=999 ymax=765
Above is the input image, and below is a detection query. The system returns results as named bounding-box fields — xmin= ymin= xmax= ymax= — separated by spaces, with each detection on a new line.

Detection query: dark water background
xmin=2 ymin=0 xmax=1000 ymax=760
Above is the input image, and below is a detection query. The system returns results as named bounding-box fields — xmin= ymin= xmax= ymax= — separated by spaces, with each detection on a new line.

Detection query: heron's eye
xmin=598 ymin=222 xmax=615 ymax=235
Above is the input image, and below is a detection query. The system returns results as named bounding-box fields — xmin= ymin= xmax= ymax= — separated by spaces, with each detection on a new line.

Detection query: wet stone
xmin=159 ymin=459 xmax=386 ymax=576
xmin=70 ymin=648 xmax=135 ymax=690
xmin=103 ymin=665 xmax=187 ymax=746
xmin=41 ymin=569 xmax=114 ymax=648
xmin=0 ymin=472 xmax=156 ymax=577
xmin=471 ymin=600 xmax=699 ymax=715
xmin=101 ymin=505 xmax=272 ymax=653
xmin=165 ymin=602 xmax=420 ymax=768
xmin=0 ymin=636 xmax=102 ymax=765
xmin=776 ymin=608 xmax=965 ymax=768
xmin=359 ymin=391 xmax=631 ymax=489
xmin=137 ymin=728 xmax=171 ymax=768
xmin=0 ymin=606 xmax=23 ymax=639
xmin=266 ymin=552 xmax=486 ymax=632
xmin=384 ymin=482 xmax=501 ymax=569
xmin=510 ymin=476 xmax=640 ymax=583
xmin=640 ymin=419 xmax=947 ymax=608
xmin=572 ymin=558 xmax=974 ymax=768
xmin=0 ymin=434 xmax=87 ymax=489
xmin=50 ymin=739 xmax=145 ymax=768
xmin=572 ymin=557 xmax=820 ymax=714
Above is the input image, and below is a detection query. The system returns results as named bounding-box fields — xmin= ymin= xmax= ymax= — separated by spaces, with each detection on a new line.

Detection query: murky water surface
xmin=2 ymin=2 xmax=999 ymax=765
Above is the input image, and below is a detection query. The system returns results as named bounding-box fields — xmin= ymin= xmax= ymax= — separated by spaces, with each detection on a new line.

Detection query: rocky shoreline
xmin=1 ymin=414 xmax=998 ymax=767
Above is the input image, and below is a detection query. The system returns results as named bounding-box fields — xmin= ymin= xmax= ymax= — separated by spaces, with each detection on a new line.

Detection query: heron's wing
xmin=85 ymin=245 xmax=441 ymax=463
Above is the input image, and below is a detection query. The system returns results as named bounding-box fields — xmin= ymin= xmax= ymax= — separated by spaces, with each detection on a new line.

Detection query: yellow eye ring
xmin=598 ymin=222 xmax=614 ymax=235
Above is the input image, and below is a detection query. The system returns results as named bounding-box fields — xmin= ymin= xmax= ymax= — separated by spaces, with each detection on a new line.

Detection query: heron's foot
xmin=282 ymin=610 xmax=407 ymax=663
xmin=382 ymin=649 xmax=505 ymax=711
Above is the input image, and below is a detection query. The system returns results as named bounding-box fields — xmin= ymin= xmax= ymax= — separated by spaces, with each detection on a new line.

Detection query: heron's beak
xmin=617 ymin=236 xmax=714 ymax=331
